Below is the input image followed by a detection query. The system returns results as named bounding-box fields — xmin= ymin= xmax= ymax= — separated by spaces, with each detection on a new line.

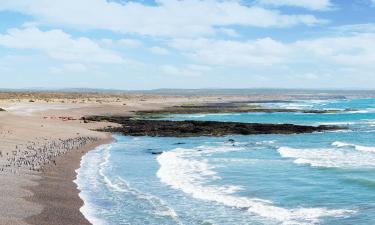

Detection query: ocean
xmin=75 ymin=98 xmax=375 ymax=225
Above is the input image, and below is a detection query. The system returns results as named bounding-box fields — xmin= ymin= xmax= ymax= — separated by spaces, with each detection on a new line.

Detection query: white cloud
xmin=0 ymin=0 xmax=324 ymax=37
xmin=161 ymin=64 xmax=211 ymax=76
xmin=48 ymin=66 xmax=63 ymax=74
xmin=63 ymin=63 xmax=88 ymax=72
xmin=100 ymin=38 xmax=114 ymax=45
xmin=169 ymin=37 xmax=290 ymax=66
xmin=218 ymin=28 xmax=240 ymax=37
xmin=258 ymin=0 xmax=333 ymax=11
xmin=149 ymin=46 xmax=170 ymax=55
xmin=118 ymin=38 xmax=143 ymax=48
xmin=168 ymin=32 xmax=375 ymax=69
xmin=294 ymin=33 xmax=375 ymax=66
xmin=0 ymin=27 xmax=129 ymax=64
xmin=333 ymin=23 xmax=375 ymax=34
xmin=49 ymin=63 xmax=88 ymax=74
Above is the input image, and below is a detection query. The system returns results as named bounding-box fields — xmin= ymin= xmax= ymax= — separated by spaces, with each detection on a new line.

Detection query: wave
xmin=361 ymin=119 xmax=375 ymax=126
xmin=167 ymin=114 xmax=207 ymax=118
xmin=327 ymin=130 xmax=354 ymax=133
xmin=157 ymin=145 xmax=354 ymax=224
xmin=282 ymin=104 xmax=314 ymax=110
xmin=108 ymin=177 xmax=180 ymax=221
xmin=264 ymin=99 xmax=340 ymax=111
xmin=77 ymin=143 xmax=182 ymax=224
xmin=278 ymin=146 xmax=375 ymax=169
xmin=344 ymin=177 xmax=375 ymax=189
xmin=168 ymin=113 xmax=243 ymax=119
xmin=75 ymin=144 xmax=113 ymax=225
xmin=331 ymin=141 xmax=350 ymax=148
xmin=320 ymin=122 xmax=355 ymax=126
xmin=305 ymin=100 xmax=332 ymax=104
xmin=332 ymin=141 xmax=375 ymax=153
xmin=345 ymin=108 xmax=375 ymax=114
xmin=319 ymin=119 xmax=375 ymax=126
xmin=267 ymin=103 xmax=314 ymax=110
xmin=95 ymin=145 xmax=181 ymax=222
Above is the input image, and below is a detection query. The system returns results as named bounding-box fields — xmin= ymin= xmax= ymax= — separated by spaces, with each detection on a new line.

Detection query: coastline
xmin=1 ymin=92 xmax=368 ymax=225
xmin=25 ymin=135 xmax=112 ymax=225
xmin=0 ymin=94 xmax=250 ymax=225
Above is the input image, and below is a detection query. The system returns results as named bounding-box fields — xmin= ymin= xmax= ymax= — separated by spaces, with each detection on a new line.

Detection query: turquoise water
xmin=76 ymin=98 xmax=375 ymax=225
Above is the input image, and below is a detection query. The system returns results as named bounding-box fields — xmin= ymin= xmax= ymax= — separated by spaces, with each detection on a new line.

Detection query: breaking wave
xmin=157 ymin=145 xmax=354 ymax=224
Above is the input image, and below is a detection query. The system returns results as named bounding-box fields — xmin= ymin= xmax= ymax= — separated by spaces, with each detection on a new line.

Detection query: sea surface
xmin=76 ymin=98 xmax=375 ymax=225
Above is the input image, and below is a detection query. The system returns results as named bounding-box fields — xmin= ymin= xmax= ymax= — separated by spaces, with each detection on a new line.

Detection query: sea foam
xmin=75 ymin=144 xmax=113 ymax=225
xmin=96 ymin=145 xmax=181 ymax=222
xmin=278 ymin=146 xmax=375 ymax=169
xmin=157 ymin=145 xmax=354 ymax=224
xmin=332 ymin=141 xmax=375 ymax=153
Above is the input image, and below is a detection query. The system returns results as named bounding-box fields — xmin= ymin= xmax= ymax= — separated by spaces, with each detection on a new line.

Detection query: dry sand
xmin=0 ymin=93 xmax=258 ymax=225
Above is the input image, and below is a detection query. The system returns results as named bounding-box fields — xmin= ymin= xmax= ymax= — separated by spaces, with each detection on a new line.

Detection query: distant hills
xmin=0 ymin=88 xmax=375 ymax=97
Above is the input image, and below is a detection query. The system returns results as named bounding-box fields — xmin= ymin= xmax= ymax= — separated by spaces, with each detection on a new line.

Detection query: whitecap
xmin=332 ymin=141 xmax=375 ymax=153
xmin=345 ymin=108 xmax=375 ymax=114
xmin=331 ymin=141 xmax=351 ymax=148
xmin=319 ymin=122 xmax=355 ymax=126
xmin=173 ymin=114 xmax=207 ymax=118
xmin=157 ymin=146 xmax=354 ymax=224
xmin=278 ymin=146 xmax=375 ymax=169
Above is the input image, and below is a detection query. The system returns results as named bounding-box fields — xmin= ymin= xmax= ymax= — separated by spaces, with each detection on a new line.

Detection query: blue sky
xmin=0 ymin=0 xmax=375 ymax=90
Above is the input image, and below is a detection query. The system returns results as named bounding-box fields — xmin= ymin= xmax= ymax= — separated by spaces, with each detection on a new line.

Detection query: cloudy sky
xmin=0 ymin=0 xmax=374 ymax=90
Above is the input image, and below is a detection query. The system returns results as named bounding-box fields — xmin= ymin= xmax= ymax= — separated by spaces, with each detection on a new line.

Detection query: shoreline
xmin=7 ymin=95 xmax=242 ymax=225
xmin=25 ymin=135 xmax=112 ymax=225
xmin=0 ymin=92 xmax=366 ymax=225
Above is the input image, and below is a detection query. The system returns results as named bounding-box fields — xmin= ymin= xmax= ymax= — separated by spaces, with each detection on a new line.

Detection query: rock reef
xmin=82 ymin=116 xmax=343 ymax=137
xmin=135 ymin=102 xmax=344 ymax=118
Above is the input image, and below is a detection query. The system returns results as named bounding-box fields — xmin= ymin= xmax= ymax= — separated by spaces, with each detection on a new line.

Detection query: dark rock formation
xmin=82 ymin=116 xmax=344 ymax=137
xmin=151 ymin=151 xmax=163 ymax=155
xmin=135 ymin=103 xmax=345 ymax=119
xmin=174 ymin=142 xmax=186 ymax=145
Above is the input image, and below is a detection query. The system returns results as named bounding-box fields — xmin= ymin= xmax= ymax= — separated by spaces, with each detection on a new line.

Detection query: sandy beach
xmin=1 ymin=1 xmax=374 ymax=223
xmin=1 ymin=91 xmax=372 ymax=224
xmin=0 ymin=92 xmax=258 ymax=225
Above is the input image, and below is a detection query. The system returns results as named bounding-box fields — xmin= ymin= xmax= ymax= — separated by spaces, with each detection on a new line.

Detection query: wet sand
xmin=25 ymin=137 xmax=111 ymax=225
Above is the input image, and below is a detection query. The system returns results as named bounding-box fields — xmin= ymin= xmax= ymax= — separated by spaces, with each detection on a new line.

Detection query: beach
xmin=73 ymin=96 xmax=375 ymax=225
xmin=1 ymin=91 xmax=374 ymax=224
xmin=1 ymin=1 xmax=374 ymax=224
xmin=0 ymin=92 xmax=258 ymax=225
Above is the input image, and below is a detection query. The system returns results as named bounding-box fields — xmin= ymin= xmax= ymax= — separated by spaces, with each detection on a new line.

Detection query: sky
xmin=0 ymin=0 xmax=375 ymax=90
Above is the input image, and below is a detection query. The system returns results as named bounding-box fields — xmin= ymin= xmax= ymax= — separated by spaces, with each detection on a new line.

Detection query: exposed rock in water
xmin=82 ymin=116 xmax=344 ymax=137
xmin=0 ymin=108 xmax=5 ymax=112
xmin=227 ymin=139 xmax=236 ymax=144
xmin=134 ymin=103 xmax=346 ymax=119
xmin=151 ymin=151 xmax=163 ymax=155
xmin=174 ymin=142 xmax=186 ymax=145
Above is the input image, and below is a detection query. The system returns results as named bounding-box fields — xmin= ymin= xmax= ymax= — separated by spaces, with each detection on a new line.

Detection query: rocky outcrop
xmin=135 ymin=103 xmax=344 ymax=119
xmin=82 ymin=116 xmax=343 ymax=137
